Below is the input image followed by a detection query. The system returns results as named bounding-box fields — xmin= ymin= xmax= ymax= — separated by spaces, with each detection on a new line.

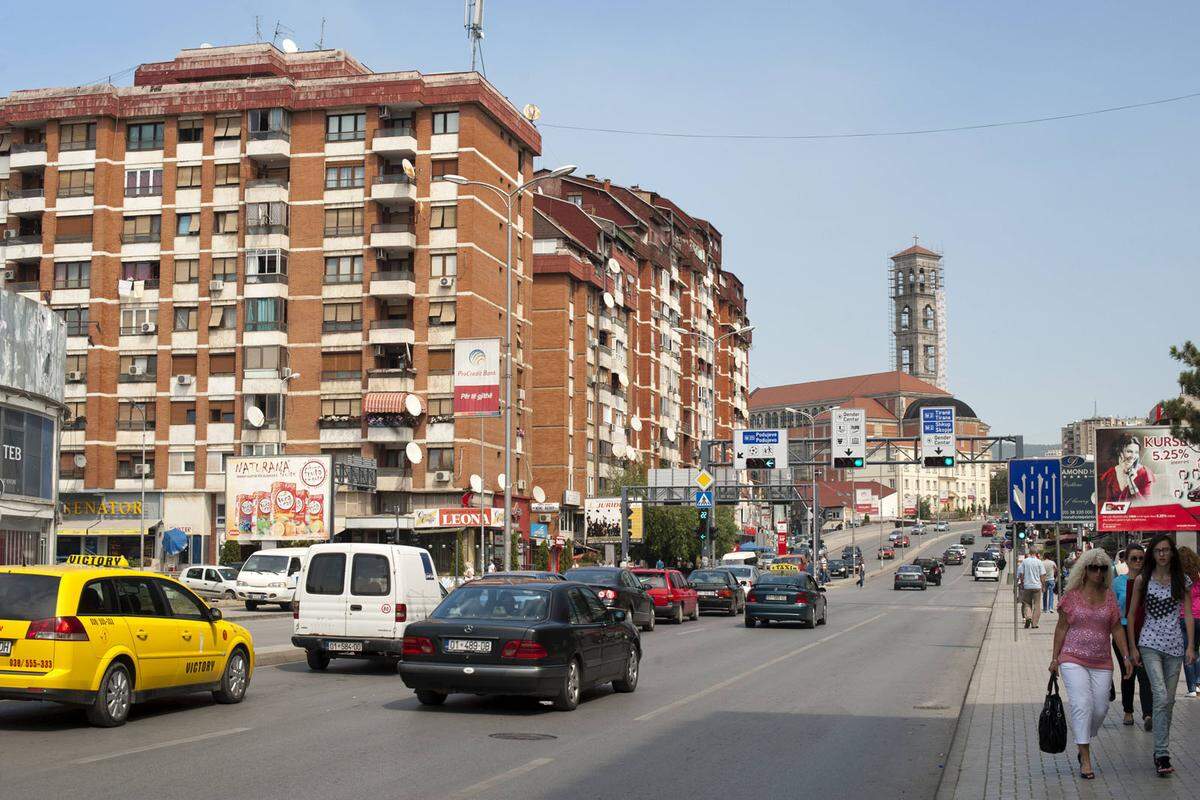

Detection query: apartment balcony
xmin=376 ymin=468 xmax=413 ymax=492
xmin=371 ymin=127 xmax=417 ymax=156
xmin=246 ymin=130 xmax=291 ymax=161
xmin=9 ymin=143 xmax=47 ymax=171
xmin=367 ymin=370 xmax=416 ymax=393
xmin=7 ymin=188 xmax=44 ymax=215
xmin=245 ymin=178 xmax=290 ymax=204
xmin=4 ymin=234 xmax=42 ymax=261
xmin=370 ymin=175 xmax=416 ymax=206
xmin=370 ymin=223 xmax=415 ymax=253
xmin=369 ymin=269 xmax=416 ymax=299
xmin=0 ymin=200 xmax=6 ymax=224
xmin=368 ymin=319 xmax=415 ymax=346
xmin=366 ymin=416 xmax=415 ymax=443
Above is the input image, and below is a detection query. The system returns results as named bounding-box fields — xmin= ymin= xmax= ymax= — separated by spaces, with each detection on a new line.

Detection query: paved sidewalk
xmin=938 ymin=573 xmax=1200 ymax=799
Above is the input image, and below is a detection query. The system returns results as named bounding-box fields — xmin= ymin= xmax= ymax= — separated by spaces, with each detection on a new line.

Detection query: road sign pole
xmin=620 ymin=488 xmax=629 ymax=565
xmin=701 ymin=440 xmax=714 ymax=565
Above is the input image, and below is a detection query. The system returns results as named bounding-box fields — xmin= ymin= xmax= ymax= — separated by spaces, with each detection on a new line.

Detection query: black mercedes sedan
xmin=564 ymin=567 xmax=656 ymax=631
xmin=826 ymin=559 xmax=850 ymax=579
xmin=687 ymin=569 xmax=745 ymax=615
xmin=399 ymin=581 xmax=640 ymax=711
xmin=912 ymin=557 xmax=944 ymax=586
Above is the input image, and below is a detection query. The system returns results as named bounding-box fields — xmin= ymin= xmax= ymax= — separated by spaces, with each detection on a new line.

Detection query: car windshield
xmin=0 ymin=574 xmax=59 ymax=620
xmin=757 ymin=574 xmax=803 ymax=586
xmin=565 ymin=569 xmax=619 ymax=586
xmin=218 ymin=568 xmax=238 ymax=581
xmin=899 ymin=566 xmax=923 ymax=574
xmin=241 ymin=554 xmax=289 ymax=574
xmin=432 ymin=587 xmax=551 ymax=621
xmin=978 ymin=561 xmax=996 ymax=568
xmin=723 ymin=567 xmax=753 ymax=578
xmin=689 ymin=571 xmax=727 ymax=583
xmin=828 ymin=560 xmax=845 ymax=568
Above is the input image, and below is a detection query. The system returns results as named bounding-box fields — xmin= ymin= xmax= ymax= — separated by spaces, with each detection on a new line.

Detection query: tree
xmin=1162 ymin=341 xmax=1200 ymax=445
xmin=918 ymin=497 xmax=932 ymax=520
xmin=219 ymin=540 xmax=241 ymax=565
xmin=990 ymin=466 xmax=1008 ymax=510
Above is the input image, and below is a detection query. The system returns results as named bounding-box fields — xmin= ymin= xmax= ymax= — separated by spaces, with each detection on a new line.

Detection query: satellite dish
xmin=405 ymin=441 xmax=423 ymax=464
xmin=280 ymin=38 xmax=299 ymax=54
xmin=73 ymin=453 xmax=87 ymax=469
xmin=245 ymin=406 xmax=265 ymax=429
xmin=618 ymin=371 xmax=629 ymax=388
xmin=401 ymin=158 xmax=416 ymax=180
xmin=522 ymin=104 xmax=541 ymax=122
xmin=497 ymin=473 xmax=507 ymax=491
xmin=469 ymin=474 xmax=483 ymax=493
xmin=606 ymin=257 xmax=621 ymax=275
xmin=532 ymin=485 xmax=546 ymax=503
xmin=630 ymin=415 xmax=643 ymax=432
xmin=602 ymin=292 xmax=615 ymax=309
xmin=404 ymin=394 xmax=423 ymax=416
xmin=665 ymin=428 xmax=677 ymax=443
xmin=199 ymin=43 xmax=213 ymax=49
xmin=613 ymin=442 xmax=626 ymax=458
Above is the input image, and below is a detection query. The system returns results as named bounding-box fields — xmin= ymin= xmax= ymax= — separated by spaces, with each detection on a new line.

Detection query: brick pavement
xmin=938 ymin=570 xmax=1200 ymax=799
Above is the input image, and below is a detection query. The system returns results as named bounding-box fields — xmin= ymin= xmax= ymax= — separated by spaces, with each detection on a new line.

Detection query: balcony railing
xmin=374 ymin=174 xmax=413 ymax=186
xmin=318 ymin=415 xmax=362 ymax=429
xmin=8 ymin=234 xmax=43 ymax=246
xmin=370 ymin=319 xmax=413 ymax=330
xmin=55 ymin=234 xmax=92 ymax=244
xmin=245 ymin=320 xmax=287 ymax=332
xmin=54 ymin=279 xmax=90 ymax=290
xmin=126 ymin=139 xmax=164 ymax=152
xmin=323 ymin=272 xmax=363 ymax=285
xmin=321 ymin=370 xmax=362 ymax=381
xmin=125 ymin=186 xmax=163 ymax=198
xmin=56 ymin=186 xmax=93 ymax=199
xmin=372 ymin=223 xmax=412 ymax=234
xmin=116 ymin=420 xmax=156 ymax=431
xmin=63 ymin=417 xmax=87 ymax=431
xmin=121 ymin=232 xmax=160 ymax=244
xmin=326 ymin=130 xmax=365 ymax=143
xmin=376 ymin=122 xmax=415 ymax=137
xmin=118 ymin=372 xmax=157 ymax=383
xmin=322 ymin=320 xmax=363 ymax=333
xmin=11 ymin=142 xmax=46 ymax=154
xmin=6 ymin=281 xmax=38 ymax=292
xmin=247 ymin=224 xmax=288 ymax=235
xmin=59 ymin=139 xmax=96 ymax=152
xmin=244 ymin=272 xmax=287 ymax=285
xmin=325 ymin=179 xmax=365 ymax=191
xmin=373 ymin=269 xmax=415 ymax=282
xmin=324 ymin=226 xmax=363 ymax=237
xmin=247 ymin=177 xmax=289 ymax=189
xmin=248 ymin=129 xmax=291 ymax=141
xmin=9 ymin=187 xmax=45 ymax=199
xmin=117 ymin=279 xmax=159 ymax=291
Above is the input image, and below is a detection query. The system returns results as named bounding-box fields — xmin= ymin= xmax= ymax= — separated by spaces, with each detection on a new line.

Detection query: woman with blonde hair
xmin=1050 ymin=547 xmax=1133 ymax=779
xmin=1178 ymin=547 xmax=1200 ymax=696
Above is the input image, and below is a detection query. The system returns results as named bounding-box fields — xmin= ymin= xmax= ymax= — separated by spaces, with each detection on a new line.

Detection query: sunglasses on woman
xmin=1086 ymin=564 xmax=1109 ymax=574
xmin=1127 ymin=555 xmax=1144 ymax=563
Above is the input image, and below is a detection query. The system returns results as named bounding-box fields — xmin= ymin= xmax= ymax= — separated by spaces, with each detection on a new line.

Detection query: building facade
xmin=1061 ymin=415 xmax=1146 ymax=458
xmin=889 ymin=243 xmax=947 ymax=390
xmin=0 ymin=43 xmax=541 ymax=571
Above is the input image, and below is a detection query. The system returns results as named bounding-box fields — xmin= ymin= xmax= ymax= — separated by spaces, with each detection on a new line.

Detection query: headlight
xmin=237 ymin=581 xmax=247 ymax=587
xmin=268 ymin=581 xmax=285 ymax=588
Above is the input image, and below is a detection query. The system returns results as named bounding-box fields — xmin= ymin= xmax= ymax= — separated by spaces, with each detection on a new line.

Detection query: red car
xmin=878 ymin=546 xmax=896 ymax=560
xmin=631 ymin=569 xmax=698 ymax=624
xmin=895 ymin=534 xmax=911 ymax=548
xmin=981 ymin=522 xmax=996 ymax=536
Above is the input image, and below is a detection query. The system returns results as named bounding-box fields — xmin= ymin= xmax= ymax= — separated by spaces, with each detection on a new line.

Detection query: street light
xmin=278 ymin=370 xmax=299 ymax=453
xmin=785 ymin=407 xmax=820 ymax=576
xmin=442 ymin=165 xmax=577 ymax=570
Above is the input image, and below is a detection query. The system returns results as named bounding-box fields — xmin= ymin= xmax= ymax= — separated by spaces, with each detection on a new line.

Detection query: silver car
xmin=179 ymin=564 xmax=239 ymax=598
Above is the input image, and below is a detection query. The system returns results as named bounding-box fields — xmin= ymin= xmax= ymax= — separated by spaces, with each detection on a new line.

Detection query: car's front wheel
xmin=86 ymin=661 xmax=132 ymax=727
xmin=244 ymin=600 xmax=259 ymax=611
xmin=213 ymin=648 xmax=250 ymax=704
xmin=553 ymin=659 xmax=581 ymax=711
xmin=416 ymin=690 xmax=447 ymax=706
xmin=613 ymin=646 xmax=639 ymax=693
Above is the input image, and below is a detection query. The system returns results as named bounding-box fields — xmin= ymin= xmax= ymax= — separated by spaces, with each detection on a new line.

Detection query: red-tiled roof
xmin=812 ymin=397 xmax=896 ymax=421
xmin=797 ymin=480 xmax=897 ymax=505
xmin=534 ymin=194 xmax=601 ymax=254
xmin=750 ymin=371 xmax=948 ymax=409
xmin=891 ymin=244 xmax=941 ymax=259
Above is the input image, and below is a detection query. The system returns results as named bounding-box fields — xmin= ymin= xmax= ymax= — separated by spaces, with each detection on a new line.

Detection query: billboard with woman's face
xmin=1095 ymin=426 xmax=1200 ymax=532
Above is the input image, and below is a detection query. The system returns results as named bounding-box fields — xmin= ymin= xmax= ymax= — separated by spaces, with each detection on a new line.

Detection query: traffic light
xmin=923 ymin=456 xmax=955 ymax=468
xmin=833 ymin=457 xmax=864 ymax=469
xmin=745 ymin=457 xmax=776 ymax=469
xmin=1016 ymin=522 xmax=1027 ymax=541
xmin=697 ymin=508 xmax=710 ymax=541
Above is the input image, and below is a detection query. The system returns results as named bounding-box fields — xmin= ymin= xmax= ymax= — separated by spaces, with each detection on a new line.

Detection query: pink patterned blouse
xmin=1058 ymin=589 xmax=1120 ymax=670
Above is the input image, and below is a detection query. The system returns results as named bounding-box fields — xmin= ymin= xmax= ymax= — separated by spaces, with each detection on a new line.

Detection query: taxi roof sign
xmin=66 ymin=554 xmax=130 ymax=568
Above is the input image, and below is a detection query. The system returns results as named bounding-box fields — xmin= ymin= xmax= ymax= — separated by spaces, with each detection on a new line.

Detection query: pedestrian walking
xmin=1177 ymin=546 xmax=1200 ymax=697
xmin=1115 ymin=549 xmax=1129 ymax=577
xmin=1126 ymin=534 xmax=1196 ymax=777
xmin=856 ymin=562 xmax=865 ymax=588
xmin=464 ymin=561 xmax=476 ymax=580
xmin=1112 ymin=542 xmax=1153 ymax=729
xmin=1042 ymin=553 xmax=1059 ymax=614
xmin=1018 ymin=549 xmax=1048 ymax=629
xmin=655 ymin=558 xmax=665 ymax=570
xmin=1049 ymin=547 xmax=1133 ymax=780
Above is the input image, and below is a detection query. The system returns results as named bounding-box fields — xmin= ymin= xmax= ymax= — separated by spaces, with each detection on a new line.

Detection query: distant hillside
xmin=1022 ymin=443 xmax=1060 ymax=458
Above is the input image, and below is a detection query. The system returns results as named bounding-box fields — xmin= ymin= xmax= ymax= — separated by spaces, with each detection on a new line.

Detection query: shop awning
xmin=57 ymin=519 xmax=162 ymax=537
xmin=364 ymin=392 xmax=410 ymax=414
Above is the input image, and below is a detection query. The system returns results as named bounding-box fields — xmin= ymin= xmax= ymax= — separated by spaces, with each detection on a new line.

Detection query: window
xmin=120 ymin=260 xmax=159 ymax=288
xmin=157 ymin=580 xmax=205 ymax=619
xmin=427 ymin=447 xmax=454 ymax=471
xmin=377 ymin=255 xmax=413 ymax=277
xmin=244 ymin=346 xmax=281 ymax=371
xmin=206 ymin=448 xmax=232 ymax=473
xmin=116 ymin=451 xmax=155 ymax=479
xmin=177 ymin=119 xmax=203 ymax=143
xmin=430 ymin=159 xmax=458 ymax=179
xmin=351 ymin=554 xmax=390 ymax=596
xmin=208 ymin=305 xmax=236 ymax=330
xmin=59 ymin=122 xmax=96 ymax=151
xmin=428 ymin=301 xmax=456 ymax=325
xmin=323 ymin=255 xmax=362 ymax=284
xmin=324 ymin=207 xmax=363 ymax=237
xmin=325 ymin=164 xmax=364 ymax=189
xmin=126 ymin=122 xmax=164 ymax=151
xmin=923 ymin=305 xmax=935 ymax=330
xmin=325 ymin=112 xmax=366 ymax=142
xmin=321 ymin=351 xmax=361 ymax=380
xmin=924 ymin=345 xmax=936 ymax=373
xmin=430 ymin=252 xmax=457 ymax=277
xmin=432 ymin=110 xmax=460 ymax=134
xmin=65 ymin=355 xmax=87 ymax=381
xmin=119 ymin=305 xmax=157 ymax=334
xmin=54 ymin=215 xmax=92 ymax=243
xmin=176 ymin=213 xmax=200 ymax=237
xmin=169 ymin=451 xmax=197 ymax=475
xmin=245 ymin=249 xmax=287 ymax=282
xmin=56 ymin=306 xmax=89 ymax=337
xmin=116 ymin=402 xmax=155 ymax=430
xmin=174 ymin=259 xmax=199 ymax=284
xmin=213 ymin=115 xmax=241 ymax=140
xmin=115 ymin=577 xmax=164 ymax=615
xmin=430 ymin=205 xmax=457 ymax=229
xmin=214 ymin=210 xmax=239 ymax=234
xmin=246 ymin=202 xmax=288 ymax=232
xmin=244 ymin=395 xmax=282 ymax=426
xmin=176 ymin=165 xmax=202 ymax=188
xmin=209 ymin=353 xmax=236 ymax=376
xmin=305 ymin=553 xmax=346 ymax=595
xmin=121 ymin=215 xmax=161 ymax=243
xmin=118 ymin=355 xmax=156 ymax=380
xmin=173 ymin=306 xmax=198 ymax=332
xmin=60 ymin=450 xmax=85 ymax=479
xmin=57 ymin=169 xmax=94 ymax=198
xmin=212 ymin=257 xmax=238 ymax=282
xmin=172 ymin=355 xmax=197 ymax=377
xmin=214 ymin=163 xmax=240 ymax=186
xmin=900 ymin=305 xmax=910 ymax=330
xmin=248 ymin=108 xmax=291 ymax=137
xmin=900 ymin=347 xmax=912 ymax=373
xmin=566 ymin=193 xmax=583 ymax=207
xmin=322 ymin=302 xmax=362 ymax=332
xmin=428 ymin=348 xmax=453 ymax=373
xmin=125 ymin=168 xmax=163 ymax=197
xmin=427 ymin=397 xmax=454 ymax=418
xmin=320 ymin=397 xmax=361 ymax=418
xmin=246 ymin=298 xmax=287 ymax=332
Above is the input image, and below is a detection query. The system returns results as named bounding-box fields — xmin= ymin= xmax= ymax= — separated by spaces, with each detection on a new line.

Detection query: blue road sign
xmin=739 ymin=430 xmax=780 ymax=444
xmin=694 ymin=490 xmax=714 ymax=509
xmin=1008 ymin=458 xmax=1062 ymax=522
xmin=921 ymin=407 xmax=954 ymax=434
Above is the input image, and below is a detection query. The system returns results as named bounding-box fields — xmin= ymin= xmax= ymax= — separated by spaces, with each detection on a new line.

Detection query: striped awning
xmin=364 ymin=392 xmax=410 ymax=414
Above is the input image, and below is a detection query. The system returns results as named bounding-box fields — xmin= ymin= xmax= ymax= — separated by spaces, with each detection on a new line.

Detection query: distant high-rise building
xmin=889 ymin=241 xmax=947 ymax=390
xmin=1061 ymin=415 xmax=1146 ymax=457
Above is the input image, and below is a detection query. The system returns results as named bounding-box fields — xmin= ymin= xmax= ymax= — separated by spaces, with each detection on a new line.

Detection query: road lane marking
xmin=676 ymin=627 xmax=706 ymax=636
xmin=633 ymin=611 xmax=890 ymax=722
xmin=449 ymin=757 xmax=554 ymax=799
xmin=73 ymin=727 xmax=252 ymax=764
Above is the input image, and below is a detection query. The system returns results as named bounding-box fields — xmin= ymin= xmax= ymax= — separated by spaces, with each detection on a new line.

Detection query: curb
xmin=255 ymin=647 xmax=305 ymax=668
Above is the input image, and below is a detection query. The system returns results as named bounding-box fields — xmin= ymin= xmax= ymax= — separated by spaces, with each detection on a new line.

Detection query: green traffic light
xmin=854 ymin=458 xmax=864 ymax=468
xmin=943 ymin=457 xmax=954 ymax=466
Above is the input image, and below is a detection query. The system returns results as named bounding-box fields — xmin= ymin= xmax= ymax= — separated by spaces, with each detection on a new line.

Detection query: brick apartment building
xmin=530 ymin=174 xmax=752 ymax=538
xmin=0 ymin=43 xmax=542 ymax=570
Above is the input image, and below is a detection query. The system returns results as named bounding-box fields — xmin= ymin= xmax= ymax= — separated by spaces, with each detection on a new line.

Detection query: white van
xmin=236 ymin=547 xmax=311 ymax=610
xmin=291 ymin=543 xmax=443 ymax=670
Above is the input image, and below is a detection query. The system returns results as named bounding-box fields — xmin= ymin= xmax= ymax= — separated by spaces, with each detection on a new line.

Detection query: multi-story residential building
xmin=530 ymin=174 xmax=751 ymax=539
xmin=1061 ymin=415 xmax=1145 ymax=458
xmin=0 ymin=43 xmax=540 ymax=571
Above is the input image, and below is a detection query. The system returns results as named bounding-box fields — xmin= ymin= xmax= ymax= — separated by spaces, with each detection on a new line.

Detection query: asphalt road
xmin=1 ymin=522 xmax=995 ymax=800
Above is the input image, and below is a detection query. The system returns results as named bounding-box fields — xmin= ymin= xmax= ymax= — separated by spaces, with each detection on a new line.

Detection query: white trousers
xmin=1059 ymin=662 xmax=1112 ymax=745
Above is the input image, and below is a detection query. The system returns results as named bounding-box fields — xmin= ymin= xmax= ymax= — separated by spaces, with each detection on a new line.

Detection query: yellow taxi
xmin=0 ymin=555 xmax=254 ymax=726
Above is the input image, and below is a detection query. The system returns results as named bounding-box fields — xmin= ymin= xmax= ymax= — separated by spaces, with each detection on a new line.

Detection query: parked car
xmin=292 ymin=543 xmax=443 ymax=670
xmin=912 ymin=557 xmax=944 ymax=586
xmin=564 ymin=567 xmax=656 ymax=631
xmin=974 ymin=560 xmax=1001 ymax=581
xmin=399 ymin=581 xmax=640 ymax=711
xmin=476 ymin=571 xmax=566 ymax=581
xmin=236 ymin=547 xmax=310 ymax=610
xmin=631 ymin=568 xmax=698 ymax=624
xmin=894 ymin=565 xmax=928 ymax=590
xmin=687 ymin=569 xmax=745 ymax=616
xmin=744 ymin=572 xmax=827 ymax=628
xmin=179 ymin=564 xmax=239 ymax=599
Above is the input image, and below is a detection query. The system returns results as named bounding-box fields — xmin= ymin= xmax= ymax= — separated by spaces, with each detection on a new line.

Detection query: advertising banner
xmin=225 ymin=456 xmax=332 ymax=541
xmin=413 ymin=507 xmax=504 ymax=529
xmin=585 ymin=497 xmax=634 ymax=544
xmin=1095 ymin=426 xmax=1200 ymax=532
xmin=531 ymin=522 xmax=549 ymax=541
xmin=453 ymin=338 xmax=501 ymax=417
xmin=1060 ymin=455 xmax=1097 ymax=524
xmin=903 ymin=494 xmax=917 ymax=516
xmin=855 ymin=488 xmax=878 ymax=515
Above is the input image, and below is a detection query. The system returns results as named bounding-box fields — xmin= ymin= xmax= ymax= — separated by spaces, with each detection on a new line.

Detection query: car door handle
xmin=350 ymin=604 xmax=362 ymax=611
xmin=181 ymin=631 xmax=193 ymax=641
xmin=135 ymin=629 xmax=148 ymax=640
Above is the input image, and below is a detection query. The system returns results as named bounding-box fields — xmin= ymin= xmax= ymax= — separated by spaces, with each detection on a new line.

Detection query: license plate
xmin=698 ymin=591 xmax=716 ymax=597
xmin=327 ymin=641 xmax=363 ymax=653
xmin=445 ymin=639 xmax=492 ymax=654
xmin=766 ymin=594 xmax=787 ymax=601
xmin=0 ymin=640 xmax=10 ymax=656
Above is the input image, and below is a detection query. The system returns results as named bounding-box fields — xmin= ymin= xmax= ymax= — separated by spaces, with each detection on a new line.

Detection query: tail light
xmin=26 ymin=617 xmax=89 ymax=641
xmin=395 ymin=603 xmax=407 ymax=623
xmin=718 ymin=588 xmax=732 ymax=598
xmin=746 ymin=593 xmax=757 ymax=603
xmin=795 ymin=594 xmax=807 ymax=605
xmin=597 ymin=589 xmax=617 ymax=602
xmin=501 ymin=640 xmax=548 ymax=660
xmin=292 ymin=600 xmax=299 ymax=620
xmin=402 ymin=636 xmax=434 ymax=656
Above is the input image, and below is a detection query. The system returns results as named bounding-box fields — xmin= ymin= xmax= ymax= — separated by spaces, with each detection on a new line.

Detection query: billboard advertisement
xmin=453 ymin=338 xmax=501 ymax=417
xmin=1095 ymin=426 xmax=1200 ymax=532
xmin=1060 ymin=455 xmax=1097 ymax=524
xmin=225 ymin=456 xmax=332 ymax=541
xmin=584 ymin=497 xmax=643 ymax=544
xmin=855 ymin=488 xmax=878 ymax=515
xmin=413 ymin=507 xmax=504 ymax=529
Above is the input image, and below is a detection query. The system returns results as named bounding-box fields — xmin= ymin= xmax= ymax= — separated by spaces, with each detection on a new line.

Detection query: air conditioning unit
xmin=433 ymin=470 xmax=451 ymax=483
xmin=139 ymin=322 xmax=156 ymax=334
xmin=539 ymin=514 xmax=552 ymax=523
xmin=378 ymin=107 xmax=391 ymax=120
xmin=134 ymin=464 xmax=151 ymax=477
xmin=3 ymin=269 xmax=13 ymax=281
xmin=3 ymin=230 xmax=16 ymax=240
xmin=209 ymin=279 xmax=226 ymax=292
xmin=127 ymin=365 xmax=144 ymax=376
xmin=280 ymin=367 xmax=293 ymax=379
xmin=176 ymin=374 xmax=194 ymax=386
xmin=438 ymin=276 xmax=455 ymax=288
xmin=66 ymin=370 xmax=83 ymax=382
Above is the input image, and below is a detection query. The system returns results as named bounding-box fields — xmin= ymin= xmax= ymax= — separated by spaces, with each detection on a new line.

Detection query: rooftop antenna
xmin=315 ymin=17 xmax=326 ymax=49
xmin=255 ymin=15 xmax=262 ymax=42
xmin=465 ymin=0 xmax=486 ymax=75
xmin=272 ymin=21 xmax=295 ymax=47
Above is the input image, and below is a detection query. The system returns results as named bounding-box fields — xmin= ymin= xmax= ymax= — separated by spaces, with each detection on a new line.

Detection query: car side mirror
xmin=606 ymin=608 xmax=627 ymax=623
xmin=207 ymin=606 xmax=223 ymax=622
xmin=816 ymin=586 xmax=826 ymax=592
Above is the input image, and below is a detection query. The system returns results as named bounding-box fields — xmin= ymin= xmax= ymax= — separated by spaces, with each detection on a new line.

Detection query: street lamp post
xmin=443 ymin=165 xmax=576 ymax=571
xmin=278 ymin=369 xmax=299 ymax=454
xmin=785 ymin=407 xmax=820 ymax=577
xmin=133 ymin=401 xmax=148 ymax=568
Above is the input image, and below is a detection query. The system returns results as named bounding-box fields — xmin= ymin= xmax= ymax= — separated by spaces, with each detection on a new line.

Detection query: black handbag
xmin=1039 ymin=674 xmax=1068 ymax=754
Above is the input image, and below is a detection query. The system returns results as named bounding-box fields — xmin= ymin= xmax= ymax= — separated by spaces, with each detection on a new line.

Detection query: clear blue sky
xmin=4 ymin=1 xmax=1195 ymax=443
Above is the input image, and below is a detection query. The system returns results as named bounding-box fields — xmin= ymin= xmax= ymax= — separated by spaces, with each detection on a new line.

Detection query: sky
xmin=3 ymin=1 xmax=1196 ymax=443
